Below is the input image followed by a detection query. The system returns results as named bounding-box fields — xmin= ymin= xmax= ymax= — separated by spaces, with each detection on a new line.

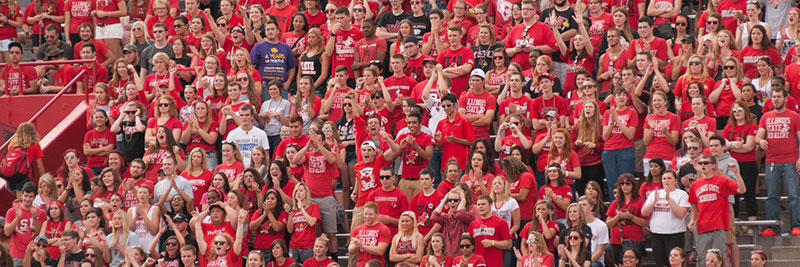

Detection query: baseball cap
xmin=422 ymin=57 xmax=437 ymax=65
xmin=470 ymin=69 xmax=486 ymax=79
xmin=157 ymin=79 xmax=170 ymax=88
xmin=544 ymin=110 xmax=558 ymax=118
xmin=361 ymin=140 xmax=377 ymax=150
xmin=173 ymin=213 xmax=189 ymax=222
xmin=123 ymin=44 xmax=138 ymax=53
xmin=538 ymin=73 xmax=553 ymax=82
xmin=404 ymin=36 xmax=420 ymax=44
xmin=34 ymin=235 xmax=48 ymax=244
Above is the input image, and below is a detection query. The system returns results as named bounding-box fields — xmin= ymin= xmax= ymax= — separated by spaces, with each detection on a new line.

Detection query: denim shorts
xmin=5 ymin=176 xmax=30 ymax=192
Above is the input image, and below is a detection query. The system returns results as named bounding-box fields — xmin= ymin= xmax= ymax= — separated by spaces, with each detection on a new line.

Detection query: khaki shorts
xmin=311 ymin=196 xmax=338 ymax=233
xmin=398 ymin=178 xmax=422 ymax=203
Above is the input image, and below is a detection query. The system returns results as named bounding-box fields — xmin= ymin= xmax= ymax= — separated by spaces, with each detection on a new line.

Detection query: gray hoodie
xmin=716 ymin=151 xmax=739 ymax=204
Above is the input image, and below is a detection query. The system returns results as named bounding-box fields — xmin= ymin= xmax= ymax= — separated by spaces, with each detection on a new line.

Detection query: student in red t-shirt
xmin=687 ymin=154 xmax=745 ymax=265
xmin=457 ymin=69 xmax=496 ymax=139
xmin=738 ymin=25 xmax=783 ymax=81
xmin=468 ymin=195 xmax=513 ymax=267
xmin=755 ymin=88 xmax=800 ymax=236
xmin=303 ymin=236 xmax=336 ymax=267
xmin=721 ymin=100 xmax=759 ymax=221
xmin=452 ymin=234 xmax=487 ymax=267
xmin=504 ymin=0 xmax=558 ymax=70
xmin=321 ymin=66 xmax=353 ymax=122
xmin=537 ymin=163 xmax=573 ymax=221
xmin=409 ymin=168 xmax=444 ymax=240
xmin=4 ymin=122 xmax=45 ymax=197
xmin=349 ymin=201 xmax=392 ymax=267
xmin=435 ymin=93 xmax=476 ymax=171
xmin=194 ymin=206 xmax=246 ymax=267
xmin=626 ymin=17 xmax=668 ymax=69
xmin=0 ymin=42 xmax=37 ymax=96
xmin=514 ymin=231 xmax=555 ymax=267
xmin=286 ymin=182 xmax=321 ymax=263
xmin=643 ymin=91 xmax=680 ymax=177
xmin=365 ymin=167 xmax=409 ymax=237
xmin=437 ymin=25 xmax=475 ymax=97
xmin=324 ymin=7 xmax=363 ymax=82
xmin=606 ymin=173 xmax=650 ymax=263
xmin=387 ymin=112 xmax=435 ymax=200
xmin=601 ymin=88 xmax=638 ymax=200
xmin=5 ymin=183 xmax=47 ymax=262
xmin=84 ymin=110 xmax=117 ymax=175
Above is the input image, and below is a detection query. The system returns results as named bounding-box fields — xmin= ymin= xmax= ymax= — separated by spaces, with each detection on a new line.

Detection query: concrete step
xmin=770 ymin=246 xmax=800 ymax=260
xmin=763 ymin=259 xmax=800 ymax=267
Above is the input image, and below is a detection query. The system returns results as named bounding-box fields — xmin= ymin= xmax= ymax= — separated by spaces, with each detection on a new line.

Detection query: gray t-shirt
xmin=762 ymin=0 xmax=797 ymax=39
xmin=153 ymin=176 xmax=193 ymax=206
xmin=139 ymin=43 xmax=174 ymax=75
xmin=259 ymin=98 xmax=291 ymax=136
xmin=35 ymin=41 xmax=72 ymax=60
xmin=106 ymin=231 xmax=141 ymax=267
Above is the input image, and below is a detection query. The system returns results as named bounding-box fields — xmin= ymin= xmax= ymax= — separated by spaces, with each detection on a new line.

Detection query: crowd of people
xmin=0 ymin=0 xmax=798 ymax=266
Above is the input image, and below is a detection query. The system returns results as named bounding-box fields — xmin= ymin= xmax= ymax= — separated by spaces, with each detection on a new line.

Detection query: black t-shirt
xmin=377 ymin=12 xmax=411 ymax=35
xmin=59 ymin=250 xmax=85 ymax=267
xmin=409 ymin=14 xmax=431 ymax=37
xmin=678 ymin=162 xmax=698 ymax=191
xmin=28 ymin=256 xmax=58 ymax=267
xmin=558 ymin=224 xmax=593 ymax=245
xmin=119 ymin=118 xmax=146 ymax=161
xmin=748 ymin=103 xmax=763 ymax=122
xmin=471 ymin=44 xmax=504 ymax=72
xmin=538 ymin=7 xmax=577 ymax=62
xmin=158 ymin=231 xmax=198 ymax=252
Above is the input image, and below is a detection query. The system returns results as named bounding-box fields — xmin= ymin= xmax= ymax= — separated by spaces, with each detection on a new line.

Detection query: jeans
xmin=765 ymin=162 xmax=800 ymax=231
xmin=267 ymin=135 xmax=282 ymax=159
xmin=601 ymin=147 xmax=635 ymax=201
xmin=205 ymin=150 xmax=218 ymax=171
xmin=430 ymin=147 xmax=443 ymax=187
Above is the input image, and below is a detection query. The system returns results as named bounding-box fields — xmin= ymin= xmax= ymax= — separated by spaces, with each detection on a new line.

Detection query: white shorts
xmin=95 ymin=23 xmax=123 ymax=39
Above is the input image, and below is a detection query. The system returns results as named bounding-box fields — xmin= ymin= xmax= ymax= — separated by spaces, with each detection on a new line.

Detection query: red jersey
xmin=405 ymin=55 xmax=430 ymax=82
xmin=266 ymin=4 xmax=298 ymax=32
xmin=180 ymin=169 xmax=212 ymax=207
xmin=638 ymin=181 xmax=662 ymax=199
xmin=331 ymin=28 xmax=364 ymax=78
xmin=738 ymin=46 xmax=782 ymax=79
xmin=366 ymin=187 xmax=408 ymax=236
xmin=354 ymin=36 xmax=388 ymax=71
xmin=606 ymin=197 xmax=648 ymax=244
xmin=643 ymin=112 xmax=680 ymax=159
xmin=487 ymin=0 xmax=519 ymax=30
xmin=721 ymin=123 xmax=758 ymax=162
xmin=83 ymin=128 xmax=116 ymax=167
xmin=758 ymin=110 xmax=800 ymax=163
xmin=717 ymin=0 xmax=746 ymax=32
xmin=504 ymin=22 xmax=558 ymax=70
xmin=214 ymin=161 xmax=245 ymax=183
xmin=351 ymin=222 xmax=392 ymax=267
xmin=395 ymin=132 xmax=435 ymax=178
xmin=468 ymin=215 xmax=512 ymax=267
xmin=323 ymin=87 xmax=351 ymax=123
xmin=303 ymin=257 xmax=336 ymax=267
xmin=538 ymin=185 xmax=573 ymax=218
xmin=626 ymin=37 xmax=669 ymax=64
xmin=510 ymin=173 xmax=537 ymax=220
xmin=588 ymin=12 xmax=613 ymax=49
xmin=458 ymin=90 xmax=497 ymax=139
xmin=1 ymin=65 xmax=37 ymax=95
xmin=409 ymin=190 xmax=444 ymax=237
xmin=422 ymin=30 xmax=448 ymax=58
xmin=64 ymin=0 xmax=91 ymax=33
xmin=602 ymin=107 xmax=638 ymax=150
xmin=24 ymin=0 xmax=64 ymax=34
xmin=384 ymin=75 xmax=417 ymax=124
xmin=289 ymin=203 xmax=321 ymax=248
xmin=73 ymin=39 xmax=110 ymax=64
xmin=354 ymin=154 xmax=391 ymax=206
xmin=251 ymin=210 xmax=288 ymax=249
xmin=5 ymin=206 xmax=47 ymax=258
xmin=145 ymin=15 xmax=175 ymax=39
xmin=688 ymin=175 xmax=739 ymax=233
xmin=303 ymin=151 xmax=337 ymax=197
xmin=682 ymin=115 xmax=717 ymax=135
xmin=562 ymin=51 xmax=596 ymax=94
xmin=436 ymin=113 xmax=475 ymax=170
xmin=94 ymin=0 xmax=121 ymax=24
xmin=273 ymin=135 xmax=310 ymax=160
xmin=451 ymin=255 xmax=487 ymax=267
xmin=711 ymin=79 xmax=742 ymax=116
xmin=0 ymin=4 xmax=21 ymax=39
xmin=436 ymin=46 xmax=475 ymax=97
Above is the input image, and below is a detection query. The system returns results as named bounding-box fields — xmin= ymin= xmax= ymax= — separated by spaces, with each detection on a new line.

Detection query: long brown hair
xmin=547 ymin=128 xmax=573 ymax=163
xmin=9 ymin=122 xmax=40 ymax=149
xmin=727 ymin=100 xmax=755 ymax=126
xmin=576 ymin=101 xmax=602 ymax=145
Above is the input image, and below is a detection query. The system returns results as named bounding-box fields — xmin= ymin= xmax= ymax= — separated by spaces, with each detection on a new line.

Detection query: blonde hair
xmin=10 ymin=122 xmax=40 ymax=149
xmin=565 ymin=203 xmax=586 ymax=228
xmin=187 ymin=147 xmax=209 ymax=173
xmin=396 ymin=211 xmax=422 ymax=241
xmin=130 ymin=21 xmax=152 ymax=45
xmin=221 ymin=141 xmax=244 ymax=163
xmin=38 ymin=173 xmax=57 ymax=200
xmin=113 ymin=210 xmax=132 ymax=247
xmin=489 ymin=176 xmax=510 ymax=202
xmin=154 ymin=95 xmax=178 ymax=118
xmin=292 ymin=182 xmax=311 ymax=210
xmin=527 ymin=231 xmax=551 ymax=256
xmin=152 ymin=52 xmax=170 ymax=66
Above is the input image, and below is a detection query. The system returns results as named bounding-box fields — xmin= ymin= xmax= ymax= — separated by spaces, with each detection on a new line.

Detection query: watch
xmin=330 ymin=32 xmax=336 ymax=37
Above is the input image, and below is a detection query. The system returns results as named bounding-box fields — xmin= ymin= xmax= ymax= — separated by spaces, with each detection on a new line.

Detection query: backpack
xmin=1 ymin=146 xmax=31 ymax=181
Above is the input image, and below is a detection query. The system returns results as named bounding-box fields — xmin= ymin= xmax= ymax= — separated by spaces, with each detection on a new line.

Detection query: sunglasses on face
xmin=343 ymin=103 xmax=352 ymax=107
xmin=133 ymin=28 xmax=143 ymax=31
xmin=447 ymin=198 xmax=459 ymax=203
xmin=689 ymin=61 xmax=702 ymax=65
xmin=166 ymin=242 xmax=178 ymax=246
xmin=153 ymin=30 xmax=165 ymax=34
xmin=698 ymin=161 xmax=713 ymax=165
xmin=441 ymin=103 xmax=454 ymax=108
xmin=675 ymin=22 xmax=687 ymax=26
xmin=687 ymin=146 xmax=700 ymax=151
xmin=159 ymin=103 xmax=170 ymax=107
xmin=213 ymin=241 xmax=226 ymax=246
xmin=174 ymin=24 xmax=185 ymax=28
xmin=707 ymin=21 xmax=718 ymax=25
xmin=569 ymin=236 xmax=582 ymax=241
xmin=125 ymin=111 xmax=136 ymax=115
xmin=379 ymin=175 xmax=392 ymax=180
xmin=326 ymin=9 xmax=336 ymax=13
xmin=353 ymin=8 xmax=364 ymax=12
xmin=86 ymin=253 xmax=96 ymax=258
xmin=237 ymin=77 xmax=248 ymax=82
xmin=724 ymin=65 xmax=736 ymax=70
xmin=218 ymin=23 xmax=228 ymax=27
xmin=494 ymin=56 xmax=504 ymax=59
xmin=619 ymin=182 xmax=632 ymax=186
xmin=460 ymin=244 xmax=472 ymax=248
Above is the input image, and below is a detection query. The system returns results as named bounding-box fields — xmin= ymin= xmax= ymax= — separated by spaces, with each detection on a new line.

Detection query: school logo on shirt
xmin=766 ymin=116 xmax=791 ymax=139
xmin=271 ymin=47 xmax=278 ymax=53
xmin=359 ymin=167 xmax=377 ymax=191
xmin=292 ymin=212 xmax=310 ymax=231
xmin=356 ymin=229 xmax=380 ymax=246
xmin=696 ymin=184 xmax=721 ymax=203
xmin=472 ymin=224 xmax=496 ymax=237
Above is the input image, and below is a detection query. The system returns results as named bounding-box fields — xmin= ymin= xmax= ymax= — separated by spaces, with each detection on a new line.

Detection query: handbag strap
xmin=291 ymin=31 xmax=308 ymax=50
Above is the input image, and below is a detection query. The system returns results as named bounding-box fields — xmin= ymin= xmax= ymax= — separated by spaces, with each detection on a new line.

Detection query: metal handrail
xmin=0 ymin=68 xmax=88 ymax=153
xmin=0 ymin=58 xmax=98 ymax=102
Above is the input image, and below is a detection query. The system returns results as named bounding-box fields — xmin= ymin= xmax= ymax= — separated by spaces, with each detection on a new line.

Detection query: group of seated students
xmin=1 ymin=0 xmax=800 ymax=266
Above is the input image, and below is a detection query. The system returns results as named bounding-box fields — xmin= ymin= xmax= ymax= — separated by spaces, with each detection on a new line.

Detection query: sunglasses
xmin=379 ymin=175 xmax=392 ymax=180
xmin=619 ymin=182 xmax=632 ymax=186
xmin=675 ymin=22 xmax=687 ymax=26
xmin=494 ymin=56 xmax=504 ymax=59
xmin=45 ymin=35 xmax=57 ymax=39
xmin=159 ymin=103 xmax=170 ymax=107
xmin=353 ymin=8 xmax=364 ymax=12
xmin=689 ymin=61 xmax=702 ymax=66
xmin=582 ymin=85 xmax=596 ymax=89
xmin=322 ymin=127 xmax=333 ymax=132
xmin=153 ymin=30 xmax=165 ymax=34
xmin=698 ymin=161 xmax=713 ymax=165
xmin=441 ymin=103 xmax=454 ymax=108
xmin=343 ymin=103 xmax=352 ymax=107
xmin=687 ymin=146 xmax=700 ymax=151
xmin=125 ymin=111 xmax=136 ymax=115
xmin=326 ymin=9 xmax=336 ymax=13
xmin=707 ymin=21 xmax=718 ymax=25
xmin=460 ymin=244 xmax=472 ymax=248
xmin=447 ymin=198 xmax=459 ymax=203
xmin=214 ymin=241 xmax=226 ymax=246
xmin=64 ymin=155 xmax=76 ymax=160
xmin=280 ymin=131 xmax=291 ymax=135
xmin=237 ymin=77 xmax=248 ymax=82
xmin=86 ymin=253 xmax=96 ymax=258
xmin=218 ymin=23 xmax=228 ymax=27
xmin=36 ymin=243 xmax=48 ymax=248
xmin=174 ymin=24 xmax=185 ymax=28
xmin=232 ymin=29 xmax=244 ymax=34
xmin=569 ymin=236 xmax=582 ymax=241
xmin=166 ymin=242 xmax=178 ymax=246
xmin=724 ymin=65 xmax=736 ymax=70
xmin=132 ymin=28 xmax=143 ymax=31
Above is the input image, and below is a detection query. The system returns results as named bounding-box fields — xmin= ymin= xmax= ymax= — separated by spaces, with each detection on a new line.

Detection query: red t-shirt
xmin=711 ymin=79 xmax=742 ymax=116
xmin=626 ymin=37 xmax=668 ymax=64
xmin=0 ymin=4 xmax=21 ymax=39
xmin=758 ymin=110 xmax=800 ymax=163
xmin=183 ymin=120 xmax=219 ymax=152
xmin=145 ymin=117 xmax=182 ymax=137
xmin=451 ymin=255 xmax=487 ymax=267
xmin=530 ymin=94 xmax=569 ymax=135
xmin=24 ymin=0 xmax=64 ymax=34
xmin=562 ymin=51 xmax=596 ymax=95
xmin=421 ymin=255 xmax=453 ymax=267
xmin=366 ymin=187 xmax=408 ymax=236
xmin=520 ymin=219 xmax=559 ymax=252
xmin=717 ymin=0 xmax=746 ymax=32
xmin=83 ymin=128 xmax=116 ymax=167
xmin=460 ymin=173 xmax=495 ymax=203
xmin=384 ymin=75 xmax=418 ymax=124
xmin=64 ymin=0 xmax=92 ymax=33
xmin=409 ymin=190 xmax=444 ymax=237
xmin=458 ymin=90 xmax=497 ymax=139
xmin=537 ymin=184 xmax=573 ymax=219
xmin=354 ymin=155 xmax=390 ymax=207
xmin=251 ymin=210 xmax=288 ymax=249
xmin=437 ymin=46 xmax=475 ymax=97
xmin=303 ymin=150 xmax=337 ymax=197
xmin=145 ymin=15 xmax=175 ymax=39
xmin=738 ymin=46 xmax=782 ymax=79
xmin=1 ymin=65 xmax=37 ymax=95
xmin=606 ymin=197 xmax=648 ymax=244
xmin=588 ymin=12 xmax=614 ymax=49
xmin=94 ymin=0 xmax=121 ymax=24
xmin=505 ymin=22 xmax=557 ymax=70
xmin=5 ymin=206 xmax=47 ymax=258
xmin=273 ymin=135 xmax=310 ymax=160
xmin=214 ymin=161 xmax=245 ymax=183
xmin=721 ymin=123 xmax=758 ymax=162
xmin=519 ymin=254 xmax=555 ymax=267
xmin=395 ymin=132 xmax=435 ymax=178
xmin=200 ymin=221 xmax=235 ymax=254
xmin=643 ymin=112 xmax=680 ymax=159
xmin=602 ymin=107 xmax=638 ymax=150
xmin=436 ymin=114 xmax=475 ymax=170
xmin=304 ymin=10 xmax=326 ymax=29
xmin=351 ymin=222 xmax=392 ymax=267
xmin=289 ymin=203 xmax=321 ymax=248
xmin=405 ymin=55 xmax=430 ymax=82
xmin=75 ymin=64 xmax=109 ymax=94
xmin=422 ymin=29 xmax=448 ymax=58
xmin=323 ymin=87 xmax=351 ymax=123
xmin=498 ymin=135 xmax=533 ymax=160
xmin=499 ymin=95 xmax=534 ymax=136
xmin=673 ymin=76 xmax=714 ymax=103
xmin=302 ymin=257 xmax=336 ymax=267
xmin=331 ymin=28 xmax=364 ymax=78
xmin=681 ymin=115 xmax=716 ymax=135
xmin=73 ymin=39 xmax=110 ymax=64
xmin=549 ymin=151 xmax=581 ymax=184
xmin=180 ymin=169 xmax=212 ymax=207
xmin=688 ymin=175 xmax=739 ymax=233
xmin=117 ymin=178 xmax=154 ymax=209
xmin=638 ymin=181 xmax=662 ymax=199
xmin=266 ymin=5 xmax=298 ymax=33
xmin=468 ymin=215 xmax=512 ymax=267
xmin=510 ymin=173 xmax=537 ymax=221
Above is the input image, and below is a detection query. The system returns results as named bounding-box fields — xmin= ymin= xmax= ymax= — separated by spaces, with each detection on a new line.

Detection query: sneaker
xmin=792 ymin=228 xmax=800 ymax=236
xmin=761 ymin=228 xmax=779 ymax=236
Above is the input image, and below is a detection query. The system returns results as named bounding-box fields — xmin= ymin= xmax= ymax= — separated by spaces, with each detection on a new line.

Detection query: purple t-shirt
xmin=249 ymin=40 xmax=298 ymax=83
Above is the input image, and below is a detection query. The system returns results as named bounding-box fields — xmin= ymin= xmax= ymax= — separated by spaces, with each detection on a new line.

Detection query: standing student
xmin=2 ymin=122 xmax=45 ymax=198
xmin=4 ymin=182 xmax=47 ymax=266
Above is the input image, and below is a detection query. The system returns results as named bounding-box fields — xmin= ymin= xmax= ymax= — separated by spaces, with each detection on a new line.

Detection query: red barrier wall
xmin=0 ymin=95 xmax=87 ymax=215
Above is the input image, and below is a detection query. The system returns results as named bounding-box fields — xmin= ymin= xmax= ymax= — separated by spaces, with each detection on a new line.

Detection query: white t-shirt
xmin=226 ymin=126 xmax=269 ymax=168
xmin=586 ymin=217 xmax=609 ymax=264
xmin=423 ymin=94 xmax=446 ymax=134
xmin=259 ymin=98 xmax=291 ymax=136
xmin=491 ymin=197 xmax=520 ymax=229
xmin=645 ymin=188 xmax=691 ymax=234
